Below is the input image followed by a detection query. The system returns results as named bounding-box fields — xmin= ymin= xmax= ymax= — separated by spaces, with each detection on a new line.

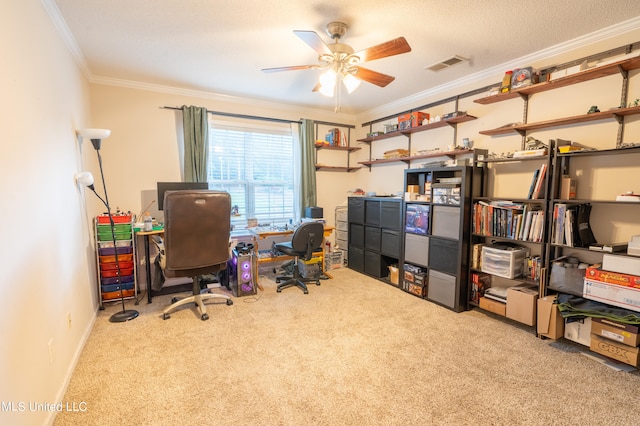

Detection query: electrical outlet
xmin=67 ymin=312 xmax=72 ymax=329
xmin=48 ymin=338 xmax=55 ymax=364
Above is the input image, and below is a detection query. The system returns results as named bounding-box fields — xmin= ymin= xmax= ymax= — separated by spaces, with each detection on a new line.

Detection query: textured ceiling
xmin=52 ymin=0 xmax=640 ymax=116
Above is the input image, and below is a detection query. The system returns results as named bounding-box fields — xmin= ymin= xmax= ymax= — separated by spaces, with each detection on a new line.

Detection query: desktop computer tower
xmin=227 ymin=242 xmax=258 ymax=297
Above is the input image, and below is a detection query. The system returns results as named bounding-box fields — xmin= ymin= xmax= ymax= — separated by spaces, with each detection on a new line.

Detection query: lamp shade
xmin=75 ymin=171 xmax=94 ymax=188
xmin=78 ymin=128 xmax=111 ymax=140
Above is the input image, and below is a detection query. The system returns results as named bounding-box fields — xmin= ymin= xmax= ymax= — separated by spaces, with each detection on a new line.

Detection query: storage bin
xmin=98 ymin=240 xmax=132 ymax=248
xmin=97 ymin=230 xmax=132 ymax=241
xmin=101 ymin=281 xmax=134 ymax=293
xmin=431 ymin=206 xmax=460 ymax=239
xmin=97 ymin=214 xmax=132 ymax=224
xmin=98 ymin=246 xmax=133 ymax=256
xmin=404 ymin=233 xmax=429 ymax=267
xmin=380 ymin=229 xmax=400 ymax=256
xmin=481 ymin=245 xmax=527 ymax=279
xmin=99 ymin=254 xmax=134 ymax=263
xmin=429 ymin=238 xmax=459 ymax=275
xmin=365 ymin=226 xmax=381 ymax=251
xmin=100 ymin=268 xmax=134 ymax=278
xmin=428 ymin=270 xmax=457 ymax=308
xmin=101 ymin=275 xmax=134 ymax=286
xmin=102 ymin=289 xmax=135 ymax=300
xmin=100 ymin=260 xmax=134 ymax=271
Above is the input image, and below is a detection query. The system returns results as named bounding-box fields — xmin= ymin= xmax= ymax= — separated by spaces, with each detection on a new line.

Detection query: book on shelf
xmin=527 ymin=169 xmax=539 ymax=199
xmin=552 ymin=203 xmax=567 ymax=245
xmin=531 ymin=163 xmax=547 ymax=199
xmin=588 ymin=242 xmax=629 ymax=253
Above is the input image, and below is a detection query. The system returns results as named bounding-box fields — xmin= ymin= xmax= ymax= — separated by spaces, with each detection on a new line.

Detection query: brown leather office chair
xmin=161 ymin=190 xmax=233 ymax=320
xmin=274 ymin=221 xmax=325 ymax=294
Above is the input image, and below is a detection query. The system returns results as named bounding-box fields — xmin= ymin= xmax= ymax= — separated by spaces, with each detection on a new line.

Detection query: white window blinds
xmin=207 ymin=120 xmax=295 ymax=230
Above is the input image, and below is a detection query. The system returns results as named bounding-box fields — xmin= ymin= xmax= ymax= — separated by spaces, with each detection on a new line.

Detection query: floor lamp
xmin=76 ymin=128 xmax=139 ymax=323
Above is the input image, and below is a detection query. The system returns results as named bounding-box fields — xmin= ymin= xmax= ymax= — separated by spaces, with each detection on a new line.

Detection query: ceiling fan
xmin=262 ymin=22 xmax=411 ymax=98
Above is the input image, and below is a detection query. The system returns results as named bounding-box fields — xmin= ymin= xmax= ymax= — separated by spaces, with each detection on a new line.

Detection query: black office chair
xmin=161 ymin=190 xmax=233 ymax=320
xmin=274 ymin=221 xmax=325 ymax=294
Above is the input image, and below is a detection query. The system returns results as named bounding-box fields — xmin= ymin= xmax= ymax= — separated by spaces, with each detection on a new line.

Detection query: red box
xmin=585 ymin=267 xmax=640 ymax=289
xmin=100 ymin=260 xmax=134 ymax=271
xmin=97 ymin=214 xmax=132 ymax=224
xmin=397 ymin=112 xmax=429 ymax=128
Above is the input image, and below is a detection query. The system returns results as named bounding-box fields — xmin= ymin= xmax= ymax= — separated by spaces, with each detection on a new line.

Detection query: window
xmin=207 ymin=120 xmax=295 ymax=230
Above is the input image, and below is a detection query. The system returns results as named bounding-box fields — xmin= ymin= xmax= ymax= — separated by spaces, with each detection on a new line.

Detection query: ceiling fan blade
xmin=294 ymin=30 xmax=332 ymax=56
xmin=352 ymin=67 xmax=395 ymax=87
xmin=352 ymin=37 xmax=411 ymax=62
xmin=261 ymin=65 xmax=317 ymax=73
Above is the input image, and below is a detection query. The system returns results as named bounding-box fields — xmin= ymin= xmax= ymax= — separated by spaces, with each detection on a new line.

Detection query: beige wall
xmin=86 ymin=85 xmax=360 ymax=230
xmin=3 ymin=3 xmax=640 ymax=425
xmin=1 ymin=1 xmax=94 ymax=425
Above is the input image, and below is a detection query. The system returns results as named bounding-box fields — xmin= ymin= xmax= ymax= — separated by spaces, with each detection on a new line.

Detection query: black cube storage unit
xmin=347 ymin=196 xmax=402 ymax=284
xmin=402 ymin=166 xmax=479 ymax=312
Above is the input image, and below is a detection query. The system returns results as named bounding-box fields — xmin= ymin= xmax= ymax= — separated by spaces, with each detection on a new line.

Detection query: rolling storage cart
xmin=94 ymin=214 xmax=137 ymax=309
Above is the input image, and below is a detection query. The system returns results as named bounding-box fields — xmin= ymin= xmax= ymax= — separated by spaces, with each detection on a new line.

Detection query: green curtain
xmin=182 ymin=105 xmax=209 ymax=182
xmin=299 ymin=119 xmax=317 ymax=214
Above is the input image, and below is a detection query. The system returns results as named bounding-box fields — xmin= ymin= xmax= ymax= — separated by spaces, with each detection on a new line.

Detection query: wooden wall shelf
xmin=474 ymin=55 xmax=640 ymax=105
xmin=479 ymin=106 xmax=640 ymax=136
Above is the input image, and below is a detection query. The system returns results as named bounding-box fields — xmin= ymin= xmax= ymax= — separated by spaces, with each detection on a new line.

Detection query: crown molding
xmin=90 ymin=76 xmax=356 ymax=124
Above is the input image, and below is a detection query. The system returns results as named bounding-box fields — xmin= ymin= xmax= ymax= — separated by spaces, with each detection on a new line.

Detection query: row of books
xmin=550 ymin=203 xmax=597 ymax=247
xmin=473 ymin=201 xmax=545 ymax=242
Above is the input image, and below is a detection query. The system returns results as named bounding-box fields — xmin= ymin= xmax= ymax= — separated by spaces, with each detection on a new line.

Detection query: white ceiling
xmin=51 ymin=0 xmax=640 ymax=116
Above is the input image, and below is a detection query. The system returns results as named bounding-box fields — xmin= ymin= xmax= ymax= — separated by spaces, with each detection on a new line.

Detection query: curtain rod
xmin=161 ymin=106 xmax=354 ymax=129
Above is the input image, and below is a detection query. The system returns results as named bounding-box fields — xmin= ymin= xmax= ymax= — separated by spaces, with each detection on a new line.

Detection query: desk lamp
xmin=76 ymin=128 xmax=139 ymax=323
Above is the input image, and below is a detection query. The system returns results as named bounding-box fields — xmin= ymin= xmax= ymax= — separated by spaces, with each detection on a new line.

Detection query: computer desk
xmin=136 ymin=228 xmax=165 ymax=303
xmin=249 ymin=225 xmax=334 ymax=275
xmin=137 ymin=225 xmax=336 ymax=303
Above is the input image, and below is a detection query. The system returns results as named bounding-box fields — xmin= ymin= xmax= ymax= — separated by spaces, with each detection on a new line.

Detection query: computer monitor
xmin=157 ymin=182 xmax=209 ymax=210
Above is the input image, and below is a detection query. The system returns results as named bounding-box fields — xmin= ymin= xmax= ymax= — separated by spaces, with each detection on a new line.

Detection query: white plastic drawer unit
xmin=480 ymin=245 xmax=527 ymax=279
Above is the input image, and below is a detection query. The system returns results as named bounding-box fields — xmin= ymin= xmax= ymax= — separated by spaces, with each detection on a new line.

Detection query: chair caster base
xmin=201 ymin=313 xmax=209 ymax=321
xmin=162 ymin=313 xmax=170 ymax=320
xmin=226 ymin=299 xmax=233 ymax=306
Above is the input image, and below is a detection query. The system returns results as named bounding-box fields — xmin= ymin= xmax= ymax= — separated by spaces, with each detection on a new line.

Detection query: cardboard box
xmin=564 ymin=317 xmax=592 ymax=346
xmin=591 ymin=317 xmax=640 ymax=347
xmin=479 ymin=297 xmax=506 ymax=316
xmin=397 ymin=112 xmax=429 ymax=129
xmin=585 ymin=267 xmax=640 ymax=289
xmin=506 ymin=284 xmax=539 ymax=326
xmin=602 ymin=254 xmax=640 ymax=276
xmin=388 ymin=266 xmax=399 ymax=285
xmin=537 ymin=295 xmax=565 ymax=339
xmin=583 ymin=279 xmax=640 ymax=313
xmin=407 ymin=282 xmax=427 ymax=297
xmin=590 ymin=334 xmax=640 ymax=366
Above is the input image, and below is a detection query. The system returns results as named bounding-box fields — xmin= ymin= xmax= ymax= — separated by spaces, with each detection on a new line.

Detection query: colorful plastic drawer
xmin=100 ymin=261 xmax=134 ymax=271
xmin=99 ymin=254 xmax=133 ymax=263
xmin=100 ymin=268 xmax=134 ymax=278
xmin=101 ymin=275 xmax=134 ymax=286
xmin=97 ymin=214 xmax=132 ymax=224
xmin=102 ymin=289 xmax=135 ymax=300
xmin=98 ymin=246 xmax=133 ymax=256
xmin=101 ymin=282 xmax=134 ymax=293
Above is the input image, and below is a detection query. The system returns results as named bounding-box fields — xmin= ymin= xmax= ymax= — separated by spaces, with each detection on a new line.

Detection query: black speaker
xmin=228 ymin=243 xmax=257 ymax=297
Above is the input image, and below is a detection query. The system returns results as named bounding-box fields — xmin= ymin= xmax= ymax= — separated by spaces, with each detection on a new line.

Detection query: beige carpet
xmin=55 ymin=268 xmax=640 ymax=425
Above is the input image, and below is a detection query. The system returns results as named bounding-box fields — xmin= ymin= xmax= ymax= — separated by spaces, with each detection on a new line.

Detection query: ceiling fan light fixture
xmin=343 ymin=73 xmax=361 ymax=94
xmin=318 ymin=69 xmax=337 ymax=97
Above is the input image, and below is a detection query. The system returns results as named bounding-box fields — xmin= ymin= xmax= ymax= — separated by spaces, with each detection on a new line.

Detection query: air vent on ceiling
xmin=425 ymin=55 xmax=468 ymax=72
